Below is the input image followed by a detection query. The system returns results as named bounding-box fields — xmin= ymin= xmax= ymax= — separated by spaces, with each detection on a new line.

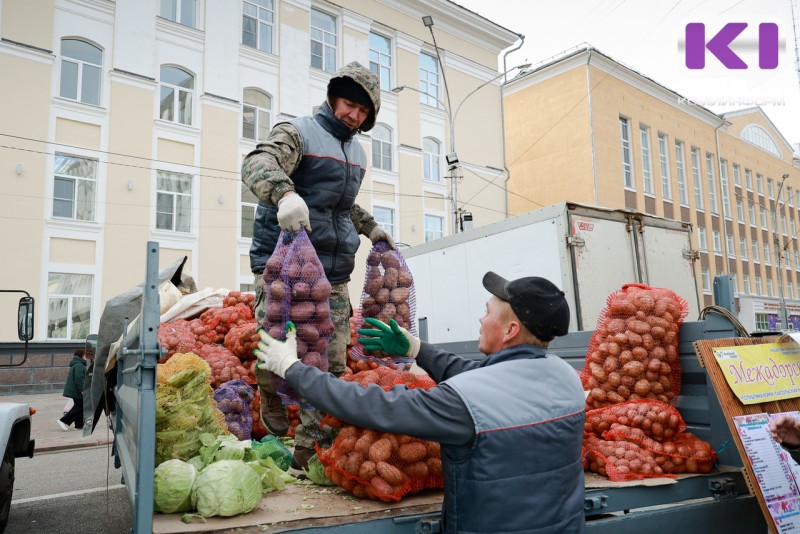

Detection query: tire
xmin=0 ymin=448 xmax=14 ymax=534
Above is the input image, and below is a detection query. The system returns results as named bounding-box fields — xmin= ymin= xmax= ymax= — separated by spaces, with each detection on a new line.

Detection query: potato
xmin=317 ymin=319 xmax=334 ymax=337
xmin=381 ymin=252 xmax=401 ymax=270
xmin=367 ymin=250 xmax=382 ymax=266
xmin=316 ymin=300 xmax=330 ymax=320
xmin=358 ymin=460 xmax=378 ymax=480
xmin=297 ymin=323 xmax=320 ymax=343
xmin=390 ymin=287 xmax=410 ymax=305
xmin=377 ymin=462 xmax=406 ymax=486
xmin=292 ymin=282 xmax=310 ymax=299
xmin=310 ymin=278 xmax=332 ymax=302
xmin=287 ymin=261 xmax=302 ymax=281
xmin=375 ymin=288 xmax=391 ymax=305
xmin=301 ymin=262 xmax=321 ymax=281
xmin=363 ymin=304 xmax=381 ymax=318
xmin=266 ymin=301 xmax=283 ymax=322
xmin=397 ymin=270 xmax=413 ymax=288
xmin=290 ymin=301 xmax=315 ymax=322
xmin=402 ymin=461 xmax=429 ymax=478
xmin=383 ymin=268 xmax=399 ymax=289
xmin=270 ymin=280 xmax=286 ymax=300
xmin=265 ymin=254 xmax=284 ymax=275
xmin=426 ymin=457 xmax=443 ymax=476
xmin=398 ymin=442 xmax=428 ymax=463
xmin=369 ymin=439 xmax=393 ymax=463
xmin=369 ymin=476 xmax=395 ymax=497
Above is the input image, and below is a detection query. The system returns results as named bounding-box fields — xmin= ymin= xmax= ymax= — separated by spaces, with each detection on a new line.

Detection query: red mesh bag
xmin=157 ymin=319 xmax=198 ymax=363
xmin=262 ymin=229 xmax=334 ymax=404
xmin=200 ymin=304 xmax=254 ymax=338
xmin=601 ymin=427 xmax=716 ymax=475
xmin=317 ymin=368 xmax=442 ymax=501
xmin=250 ymin=390 xmax=268 ymax=441
xmin=581 ymin=284 xmax=688 ymax=409
xmin=350 ymin=242 xmax=417 ymax=370
xmin=583 ymin=435 xmax=672 ymax=481
xmin=286 ymin=404 xmax=301 ymax=438
xmin=187 ymin=317 xmax=224 ymax=345
xmin=584 ymin=399 xmax=686 ymax=442
xmin=223 ymin=290 xmax=256 ymax=315
xmin=195 ymin=344 xmax=254 ymax=388
xmin=224 ymin=321 xmax=260 ymax=361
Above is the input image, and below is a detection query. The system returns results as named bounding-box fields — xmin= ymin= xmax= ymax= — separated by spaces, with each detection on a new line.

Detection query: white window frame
xmin=698 ymin=227 xmax=707 ymax=251
xmin=156 ymin=170 xmax=193 ymax=233
xmin=59 ymin=38 xmax=102 ymax=106
xmin=713 ymin=230 xmax=722 ymax=255
xmin=419 ymin=52 xmax=441 ymax=109
xmin=423 ymin=137 xmax=442 ymax=183
xmin=726 ymin=234 xmax=735 ymax=258
xmin=675 ymin=141 xmax=688 ymax=205
xmin=767 ymin=278 xmax=775 ymax=297
xmin=242 ymin=0 xmax=274 ymax=54
xmin=424 ymin=213 xmax=444 ymax=242
xmin=159 ymin=65 xmax=194 ymax=125
xmin=761 ymin=207 xmax=768 ymax=229
xmin=768 ymin=178 xmax=775 ymax=199
xmin=755 ymin=311 xmax=768 ymax=329
xmin=640 ymin=125 xmax=653 ymax=195
xmin=310 ymin=8 xmax=337 ymax=73
xmin=757 ymin=173 xmax=764 ymax=195
xmin=764 ymin=242 xmax=771 ymax=265
xmin=658 ymin=132 xmax=671 ymax=200
xmin=795 ymin=250 xmax=799 ymax=268
xmin=691 ymin=147 xmax=703 ymax=210
xmin=702 ymin=268 xmax=711 ymax=293
xmin=719 ymin=159 xmax=730 ymax=218
xmin=745 ymin=169 xmax=753 ymax=190
xmin=369 ymin=32 xmax=392 ymax=91
xmin=372 ymin=205 xmax=396 ymax=239
xmin=371 ymin=124 xmax=393 ymax=172
xmin=743 ymin=274 xmax=751 ymax=294
xmin=706 ymin=153 xmax=717 ymax=214
xmin=782 ymin=214 xmax=788 ymax=235
xmin=740 ymin=236 xmax=748 ymax=259
xmin=240 ymin=181 xmax=257 ymax=240
xmin=736 ymin=199 xmax=744 ymax=223
xmin=756 ymin=277 xmax=763 ymax=296
xmin=159 ymin=0 xmax=198 ymax=28
xmin=749 ymin=203 xmax=756 ymax=227
xmin=46 ymin=272 xmax=93 ymax=340
xmin=790 ymin=282 xmax=795 ymax=300
xmin=752 ymin=239 xmax=760 ymax=262
xmin=242 ymin=88 xmax=272 ymax=142
xmin=733 ymin=164 xmax=741 ymax=186
xmin=52 ymin=153 xmax=98 ymax=222
xmin=621 ymin=117 xmax=633 ymax=189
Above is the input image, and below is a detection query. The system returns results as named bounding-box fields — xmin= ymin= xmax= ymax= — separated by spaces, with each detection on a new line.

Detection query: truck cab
xmin=0 ymin=294 xmax=36 ymax=533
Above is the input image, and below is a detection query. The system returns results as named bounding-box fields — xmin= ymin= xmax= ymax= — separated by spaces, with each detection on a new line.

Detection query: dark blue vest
xmin=250 ymin=104 xmax=367 ymax=283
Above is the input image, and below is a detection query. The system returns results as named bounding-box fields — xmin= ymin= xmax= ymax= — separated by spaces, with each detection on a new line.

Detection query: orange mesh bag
xmin=350 ymin=242 xmax=417 ymax=371
xmin=581 ymin=284 xmax=688 ymax=409
xmin=250 ymin=390 xmax=268 ymax=441
xmin=200 ymin=304 xmax=254 ymax=338
xmin=601 ymin=427 xmax=717 ymax=475
xmin=157 ymin=319 xmax=198 ymax=363
xmin=317 ymin=368 xmax=442 ymax=501
xmin=584 ymin=399 xmax=686 ymax=442
xmin=195 ymin=344 xmax=254 ymax=388
xmin=286 ymin=403 xmax=301 ymax=438
xmin=223 ymin=290 xmax=256 ymax=315
xmin=224 ymin=321 xmax=260 ymax=361
xmin=187 ymin=317 xmax=224 ymax=345
xmin=583 ymin=435 xmax=673 ymax=481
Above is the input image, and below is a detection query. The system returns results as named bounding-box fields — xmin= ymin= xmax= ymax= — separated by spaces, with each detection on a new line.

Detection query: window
xmin=310 ymin=8 xmax=337 ymax=73
xmin=726 ymin=234 xmax=735 ymax=257
xmin=740 ymin=237 xmax=748 ymax=259
xmin=782 ymin=214 xmax=788 ymax=235
xmin=736 ymin=199 xmax=744 ymax=222
xmin=756 ymin=277 xmax=763 ymax=296
xmin=761 ymin=207 xmax=768 ymax=229
xmin=242 ymin=88 xmax=271 ymax=142
xmin=767 ymin=278 xmax=775 ymax=297
xmin=713 ymin=230 xmax=721 ymax=254
xmin=658 ymin=133 xmax=671 ymax=200
xmin=640 ymin=125 xmax=653 ymax=194
xmin=242 ymin=0 xmax=274 ymax=53
xmin=160 ymin=0 xmax=197 ymax=27
xmin=795 ymin=250 xmax=799 ymax=268
xmin=156 ymin=170 xmax=192 ymax=232
xmin=720 ymin=159 xmax=730 ymax=218
xmin=424 ymin=215 xmax=443 ymax=242
xmin=419 ymin=53 xmax=441 ymax=108
xmin=743 ymin=274 xmax=751 ymax=294
xmin=47 ymin=273 xmax=92 ymax=340
xmin=792 ymin=218 xmax=797 ymax=238
xmin=159 ymin=66 xmax=194 ymax=125
xmin=789 ymin=187 xmax=794 ymax=207
xmin=423 ymin=137 xmax=441 ymax=182
xmin=797 ymin=189 xmax=800 ymax=207
xmin=53 ymin=154 xmax=97 ymax=221
xmin=698 ymin=227 xmax=707 ymax=251
xmin=371 ymin=124 xmax=392 ymax=171
xmin=733 ymin=164 xmax=741 ymax=186
xmin=790 ymin=282 xmax=795 ymax=300
xmin=749 ymin=203 xmax=756 ymax=226
xmin=755 ymin=312 xmax=769 ymax=330
xmin=240 ymin=183 xmax=257 ymax=239
xmin=619 ymin=118 xmax=634 ymax=189
xmin=768 ymin=178 xmax=775 ymax=199
xmin=745 ymin=169 xmax=753 ymax=190
xmin=752 ymin=239 xmax=760 ymax=262
xmin=675 ymin=141 xmax=688 ymax=205
xmin=706 ymin=153 xmax=717 ymax=214
xmin=59 ymin=39 xmax=102 ymax=105
xmin=742 ymin=125 xmax=782 ymax=157
xmin=757 ymin=173 xmax=764 ymax=195
xmin=369 ymin=32 xmax=392 ymax=91
xmin=691 ymin=147 xmax=703 ymax=210
xmin=702 ymin=268 xmax=711 ymax=292
xmin=764 ymin=243 xmax=771 ymax=265
xmin=373 ymin=207 xmax=395 ymax=238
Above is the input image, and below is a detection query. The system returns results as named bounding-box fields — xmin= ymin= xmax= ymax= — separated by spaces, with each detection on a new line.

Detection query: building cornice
xmin=201 ymin=93 xmax=241 ymax=113
xmin=156 ymin=17 xmax=204 ymax=52
xmin=722 ymin=107 xmax=797 ymax=155
xmin=341 ymin=9 xmax=372 ymax=36
xmin=283 ymin=0 xmax=311 ymax=10
xmin=0 ymin=38 xmax=54 ymax=64
xmin=56 ymin=0 xmax=115 ymax=24
xmin=52 ymin=96 xmax=108 ymax=121
xmin=239 ymin=44 xmax=280 ymax=74
xmin=396 ymin=33 xmax=423 ymax=55
xmin=109 ymin=69 xmax=157 ymax=91
xmin=444 ymin=51 xmax=501 ymax=83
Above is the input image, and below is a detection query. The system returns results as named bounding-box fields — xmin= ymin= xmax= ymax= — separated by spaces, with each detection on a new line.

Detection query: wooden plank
xmin=693 ymin=335 xmax=799 ymax=534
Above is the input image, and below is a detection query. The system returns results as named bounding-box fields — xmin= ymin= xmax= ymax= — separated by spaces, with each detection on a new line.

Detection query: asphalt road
xmin=7 ymin=445 xmax=132 ymax=534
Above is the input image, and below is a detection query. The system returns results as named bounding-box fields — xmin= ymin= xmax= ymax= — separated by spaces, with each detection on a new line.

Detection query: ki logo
xmin=685 ymin=22 xmax=779 ymax=69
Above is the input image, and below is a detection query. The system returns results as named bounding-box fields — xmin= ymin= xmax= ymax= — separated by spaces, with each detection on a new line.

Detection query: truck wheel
xmin=0 ymin=449 xmax=13 ymax=534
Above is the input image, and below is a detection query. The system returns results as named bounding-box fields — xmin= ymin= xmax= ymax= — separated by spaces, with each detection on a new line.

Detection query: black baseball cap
xmin=482 ymin=271 xmax=570 ymax=342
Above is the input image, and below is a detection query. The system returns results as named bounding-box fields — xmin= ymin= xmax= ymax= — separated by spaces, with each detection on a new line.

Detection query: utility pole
xmin=775 ymin=174 xmax=791 ymax=330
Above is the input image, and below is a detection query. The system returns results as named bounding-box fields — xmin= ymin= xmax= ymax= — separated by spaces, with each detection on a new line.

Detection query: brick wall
xmin=0 ymin=343 xmax=82 ymax=395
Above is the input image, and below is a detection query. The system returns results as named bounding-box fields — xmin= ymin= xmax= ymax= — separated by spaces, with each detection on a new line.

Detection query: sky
xmin=454 ymin=0 xmax=800 ymax=150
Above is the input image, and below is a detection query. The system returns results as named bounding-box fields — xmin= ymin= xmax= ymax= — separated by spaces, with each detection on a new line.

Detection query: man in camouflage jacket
xmin=242 ymin=61 xmax=393 ymax=470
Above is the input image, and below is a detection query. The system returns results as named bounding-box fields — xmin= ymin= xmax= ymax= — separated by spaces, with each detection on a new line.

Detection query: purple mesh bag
xmin=213 ymin=379 xmax=254 ymax=440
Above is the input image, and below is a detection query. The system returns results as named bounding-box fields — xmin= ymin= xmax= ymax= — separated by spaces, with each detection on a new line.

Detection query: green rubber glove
xmin=357 ymin=318 xmax=420 ymax=358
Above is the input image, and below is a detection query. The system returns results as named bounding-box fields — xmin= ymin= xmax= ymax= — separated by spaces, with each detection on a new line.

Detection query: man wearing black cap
xmin=255 ymin=272 xmax=587 ymax=533
xmin=242 ymin=61 xmax=394 ymax=470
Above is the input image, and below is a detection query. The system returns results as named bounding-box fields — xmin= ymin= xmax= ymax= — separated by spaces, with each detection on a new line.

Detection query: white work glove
xmin=357 ymin=318 xmax=420 ymax=358
xmin=277 ymin=193 xmax=311 ymax=232
xmin=369 ymin=226 xmax=395 ymax=249
xmin=255 ymin=324 xmax=300 ymax=378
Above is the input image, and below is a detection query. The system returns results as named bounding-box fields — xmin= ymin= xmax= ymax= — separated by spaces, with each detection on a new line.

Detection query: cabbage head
xmin=192 ymin=460 xmax=262 ymax=518
xmin=154 ymin=459 xmax=196 ymax=513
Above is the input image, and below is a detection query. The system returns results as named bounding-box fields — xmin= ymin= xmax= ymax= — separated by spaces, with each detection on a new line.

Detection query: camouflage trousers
xmin=254 ymin=273 xmax=350 ymax=450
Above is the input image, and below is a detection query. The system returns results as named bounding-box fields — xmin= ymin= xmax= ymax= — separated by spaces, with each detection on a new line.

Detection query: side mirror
xmin=85 ymin=334 xmax=98 ymax=359
xmin=17 ymin=296 xmax=34 ymax=341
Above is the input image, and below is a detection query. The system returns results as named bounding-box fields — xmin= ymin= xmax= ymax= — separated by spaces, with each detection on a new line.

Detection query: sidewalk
xmin=3 ymin=392 xmax=113 ymax=453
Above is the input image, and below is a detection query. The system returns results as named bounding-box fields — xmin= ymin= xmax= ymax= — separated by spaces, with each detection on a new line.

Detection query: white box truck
xmin=403 ymin=202 xmax=701 ymax=344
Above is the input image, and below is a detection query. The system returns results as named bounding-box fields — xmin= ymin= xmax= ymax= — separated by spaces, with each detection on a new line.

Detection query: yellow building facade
xmin=504 ymin=47 xmax=800 ymax=332
xmin=0 ymin=0 xmax=518 ymax=341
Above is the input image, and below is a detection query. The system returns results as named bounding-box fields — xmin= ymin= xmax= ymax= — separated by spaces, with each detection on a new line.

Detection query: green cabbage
xmin=303 ymin=454 xmax=334 ymax=486
xmin=154 ymin=459 xmax=196 ymax=513
xmin=191 ymin=460 xmax=262 ymax=518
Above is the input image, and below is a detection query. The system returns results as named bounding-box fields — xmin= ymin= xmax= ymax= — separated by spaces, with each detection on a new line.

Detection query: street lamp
xmin=776 ymin=173 xmax=791 ymax=330
xmin=393 ymin=61 xmax=530 ymax=233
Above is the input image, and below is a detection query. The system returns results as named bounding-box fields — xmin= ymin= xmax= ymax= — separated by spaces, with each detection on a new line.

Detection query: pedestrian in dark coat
xmin=58 ymin=349 xmax=87 ymax=430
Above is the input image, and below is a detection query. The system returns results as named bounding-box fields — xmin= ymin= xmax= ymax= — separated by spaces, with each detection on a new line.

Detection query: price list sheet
xmin=734 ymin=413 xmax=800 ymax=532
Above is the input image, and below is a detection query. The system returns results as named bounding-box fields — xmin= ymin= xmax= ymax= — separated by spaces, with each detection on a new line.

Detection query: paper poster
xmin=713 ymin=343 xmax=800 ymax=404
xmin=733 ymin=412 xmax=800 ymax=532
